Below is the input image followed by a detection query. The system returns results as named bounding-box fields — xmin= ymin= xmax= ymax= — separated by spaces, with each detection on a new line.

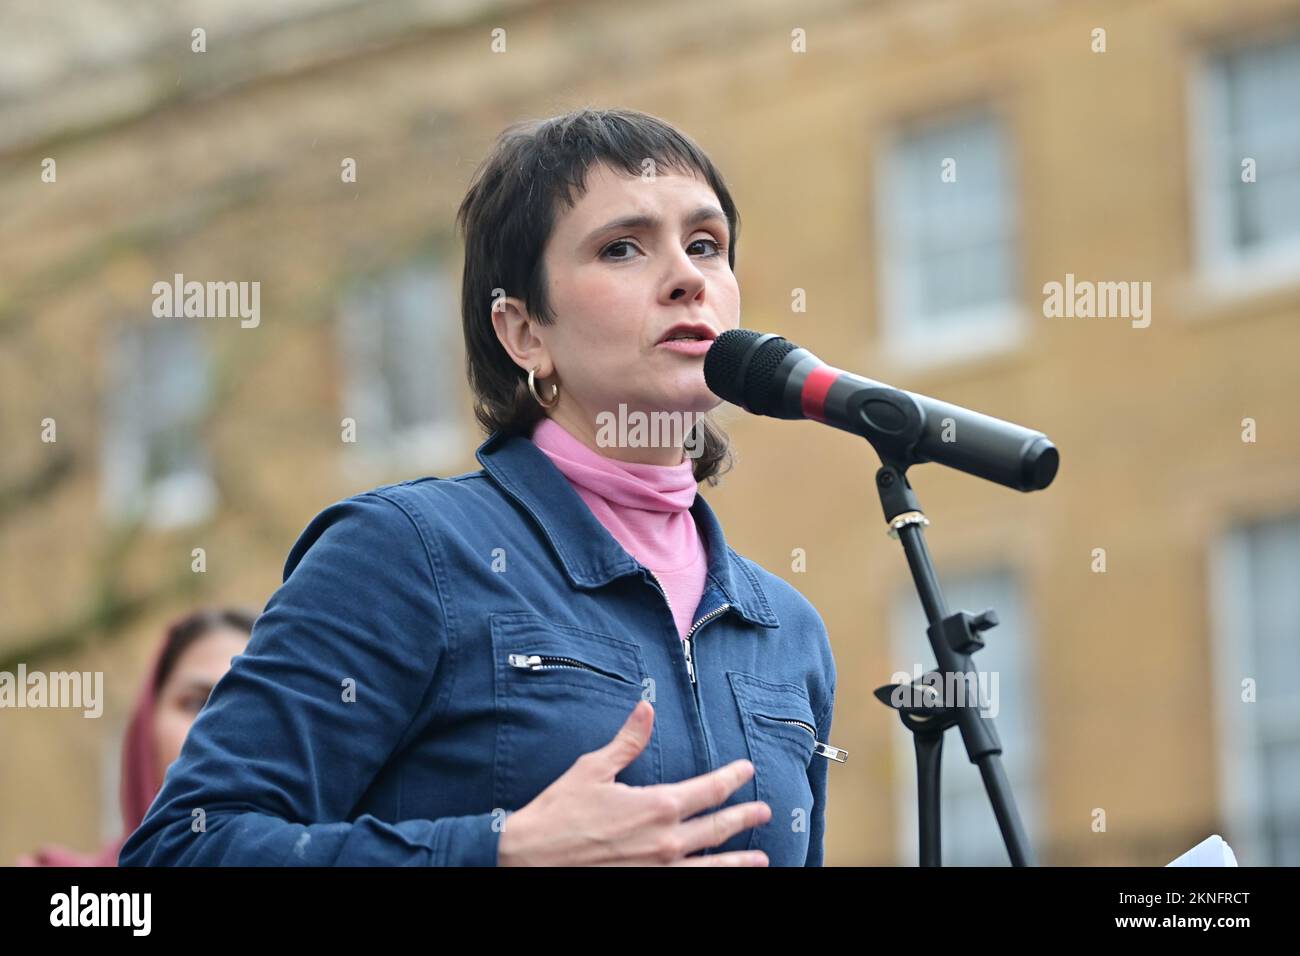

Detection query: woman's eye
xmin=689 ymin=237 xmax=724 ymax=257
xmin=603 ymin=238 xmax=724 ymax=260
xmin=601 ymin=240 xmax=639 ymax=260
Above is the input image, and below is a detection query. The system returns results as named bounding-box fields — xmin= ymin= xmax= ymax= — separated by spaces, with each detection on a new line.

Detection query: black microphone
xmin=703 ymin=329 xmax=1059 ymax=492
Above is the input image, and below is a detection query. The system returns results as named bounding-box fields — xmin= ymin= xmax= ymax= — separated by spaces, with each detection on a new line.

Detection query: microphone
xmin=703 ymin=329 xmax=1059 ymax=492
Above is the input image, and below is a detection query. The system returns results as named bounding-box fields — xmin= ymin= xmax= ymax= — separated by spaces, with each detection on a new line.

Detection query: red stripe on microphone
xmin=801 ymin=366 xmax=838 ymax=422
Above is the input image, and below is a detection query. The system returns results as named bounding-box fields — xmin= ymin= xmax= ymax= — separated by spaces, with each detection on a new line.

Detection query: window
xmin=101 ymin=321 xmax=215 ymax=530
xmin=889 ymin=567 xmax=1039 ymax=865
xmin=1210 ymin=513 xmax=1300 ymax=865
xmin=877 ymin=109 xmax=1022 ymax=366
xmin=1193 ymin=31 xmax=1300 ymax=286
xmin=338 ymin=258 xmax=465 ymax=473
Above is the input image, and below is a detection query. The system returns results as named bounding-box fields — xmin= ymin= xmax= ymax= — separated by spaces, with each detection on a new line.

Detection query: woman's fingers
xmin=647 ymin=758 xmax=756 ymax=820
xmin=521 ymin=746 xmax=769 ymax=865
xmin=576 ymin=701 xmax=656 ymax=783
xmin=668 ymin=850 xmax=769 ymax=867
xmin=673 ymin=800 xmax=772 ymax=857
xmin=603 ymin=799 xmax=771 ymax=865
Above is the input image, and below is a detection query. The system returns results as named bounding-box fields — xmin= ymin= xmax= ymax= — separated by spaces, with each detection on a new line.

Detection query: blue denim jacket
xmin=119 ymin=429 xmax=839 ymax=867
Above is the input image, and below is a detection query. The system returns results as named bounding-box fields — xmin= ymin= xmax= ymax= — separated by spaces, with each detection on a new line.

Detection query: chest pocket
xmin=728 ymin=672 xmax=817 ymax=864
xmin=490 ymin=612 xmax=662 ymax=812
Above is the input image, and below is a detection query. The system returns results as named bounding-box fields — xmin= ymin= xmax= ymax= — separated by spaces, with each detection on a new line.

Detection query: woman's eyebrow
xmin=582 ymin=204 xmax=727 ymax=245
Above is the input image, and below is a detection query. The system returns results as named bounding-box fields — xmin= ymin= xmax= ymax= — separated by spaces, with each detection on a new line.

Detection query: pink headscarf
xmin=16 ymin=622 xmax=174 ymax=867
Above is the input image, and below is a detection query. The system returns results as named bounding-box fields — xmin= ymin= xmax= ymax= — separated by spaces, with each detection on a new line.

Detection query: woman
xmin=120 ymin=108 xmax=838 ymax=868
xmin=17 ymin=607 xmax=253 ymax=866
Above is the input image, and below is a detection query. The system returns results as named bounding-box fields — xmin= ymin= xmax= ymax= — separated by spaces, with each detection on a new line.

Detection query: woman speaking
xmin=120 ymin=107 xmax=839 ymax=867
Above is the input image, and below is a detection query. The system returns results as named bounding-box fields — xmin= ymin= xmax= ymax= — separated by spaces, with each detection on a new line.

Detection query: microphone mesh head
xmin=703 ymin=329 xmax=755 ymax=404
xmin=746 ymin=335 xmax=795 ymax=415
xmin=704 ymin=329 xmax=796 ymax=414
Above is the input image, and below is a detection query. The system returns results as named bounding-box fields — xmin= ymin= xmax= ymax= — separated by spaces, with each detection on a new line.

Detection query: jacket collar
xmin=476 ymin=430 xmax=778 ymax=629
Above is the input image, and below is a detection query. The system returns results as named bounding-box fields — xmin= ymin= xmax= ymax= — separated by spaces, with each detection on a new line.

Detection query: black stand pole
xmin=871 ymin=463 xmax=1036 ymax=866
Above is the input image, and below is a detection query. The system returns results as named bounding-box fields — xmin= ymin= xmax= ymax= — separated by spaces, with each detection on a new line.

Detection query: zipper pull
xmin=507 ymin=653 xmax=542 ymax=670
xmin=814 ymin=741 xmax=849 ymax=763
xmin=682 ymin=636 xmax=697 ymax=685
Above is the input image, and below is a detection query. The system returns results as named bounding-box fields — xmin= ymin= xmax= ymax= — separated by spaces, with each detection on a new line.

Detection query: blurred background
xmin=2 ymin=0 xmax=1298 ymax=866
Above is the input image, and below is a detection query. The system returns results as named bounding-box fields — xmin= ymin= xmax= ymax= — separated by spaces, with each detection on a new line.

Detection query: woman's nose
xmin=663 ymin=255 xmax=706 ymax=303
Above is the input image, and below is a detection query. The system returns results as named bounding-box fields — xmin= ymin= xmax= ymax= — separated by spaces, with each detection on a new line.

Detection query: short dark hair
xmin=456 ymin=107 xmax=739 ymax=485
xmin=153 ymin=607 xmax=256 ymax=695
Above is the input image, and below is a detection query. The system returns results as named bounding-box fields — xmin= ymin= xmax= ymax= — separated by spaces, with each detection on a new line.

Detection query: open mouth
xmin=657 ymin=323 xmax=717 ymax=347
xmin=656 ymin=335 xmax=714 ymax=356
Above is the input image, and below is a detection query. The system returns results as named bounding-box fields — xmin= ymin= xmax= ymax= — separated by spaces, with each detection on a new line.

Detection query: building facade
xmin=2 ymin=0 xmax=1298 ymax=865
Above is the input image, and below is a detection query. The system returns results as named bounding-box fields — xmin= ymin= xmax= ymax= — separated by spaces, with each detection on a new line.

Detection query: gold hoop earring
xmin=528 ymin=366 xmax=559 ymax=408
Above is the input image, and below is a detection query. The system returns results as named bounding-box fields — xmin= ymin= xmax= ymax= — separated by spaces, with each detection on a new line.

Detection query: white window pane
xmin=1214 ymin=514 xmax=1300 ymax=865
xmin=1206 ymin=33 xmax=1300 ymax=258
xmin=1263 ymin=741 xmax=1300 ymax=865
xmin=921 ymin=241 xmax=1013 ymax=317
xmin=1239 ymin=174 xmax=1300 ymax=257
xmin=339 ymin=257 xmax=464 ymax=467
xmin=882 ymin=109 xmax=1020 ymax=353
xmin=101 ymin=321 xmax=214 ymax=528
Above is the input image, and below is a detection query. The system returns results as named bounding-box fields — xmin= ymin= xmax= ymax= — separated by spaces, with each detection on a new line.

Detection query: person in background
xmin=16 ymin=607 xmax=254 ymax=867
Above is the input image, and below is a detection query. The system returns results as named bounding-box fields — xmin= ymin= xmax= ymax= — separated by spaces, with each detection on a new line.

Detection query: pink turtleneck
xmin=530 ymin=416 xmax=708 ymax=641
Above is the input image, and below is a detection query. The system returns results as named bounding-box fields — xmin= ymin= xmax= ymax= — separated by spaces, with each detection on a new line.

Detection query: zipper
xmin=642 ymin=570 xmax=849 ymax=765
xmin=648 ymin=568 xmax=677 ymax=624
xmin=507 ymin=653 xmax=634 ymax=685
xmin=683 ymin=603 xmax=730 ymax=685
xmin=769 ymin=716 xmax=817 ymax=736
xmin=760 ymin=715 xmax=850 ymax=763
xmin=644 ymin=569 xmax=733 ymax=854
xmin=648 ymin=568 xmax=732 ymax=687
xmin=644 ymin=567 xmax=728 ymax=686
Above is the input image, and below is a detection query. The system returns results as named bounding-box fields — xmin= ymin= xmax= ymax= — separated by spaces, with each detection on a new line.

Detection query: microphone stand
xmin=860 ymin=389 xmax=1036 ymax=867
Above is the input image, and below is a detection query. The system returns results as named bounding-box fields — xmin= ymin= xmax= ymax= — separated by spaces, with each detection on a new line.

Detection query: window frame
xmin=1188 ymin=30 xmax=1300 ymax=300
xmin=874 ymin=106 xmax=1026 ymax=370
xmin=1208 ymin=512 xmax=1300 ymax=866
xmin=99 ymin=319 xmax=216 ymax=531
xmin=336 ymin=255 xmax=466 ymax=478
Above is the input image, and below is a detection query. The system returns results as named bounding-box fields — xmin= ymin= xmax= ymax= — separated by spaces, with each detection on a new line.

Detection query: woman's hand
xmin=497 ymin=700 xmax=771 ymax=866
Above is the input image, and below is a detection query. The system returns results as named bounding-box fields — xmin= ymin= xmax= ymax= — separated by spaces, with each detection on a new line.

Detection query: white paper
xmin=1166 ymin=834 xmax=1239 ymax=867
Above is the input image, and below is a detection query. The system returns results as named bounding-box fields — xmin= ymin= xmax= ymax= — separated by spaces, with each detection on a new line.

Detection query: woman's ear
xmin=491 ymin=295 xmax=552 ymax=377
